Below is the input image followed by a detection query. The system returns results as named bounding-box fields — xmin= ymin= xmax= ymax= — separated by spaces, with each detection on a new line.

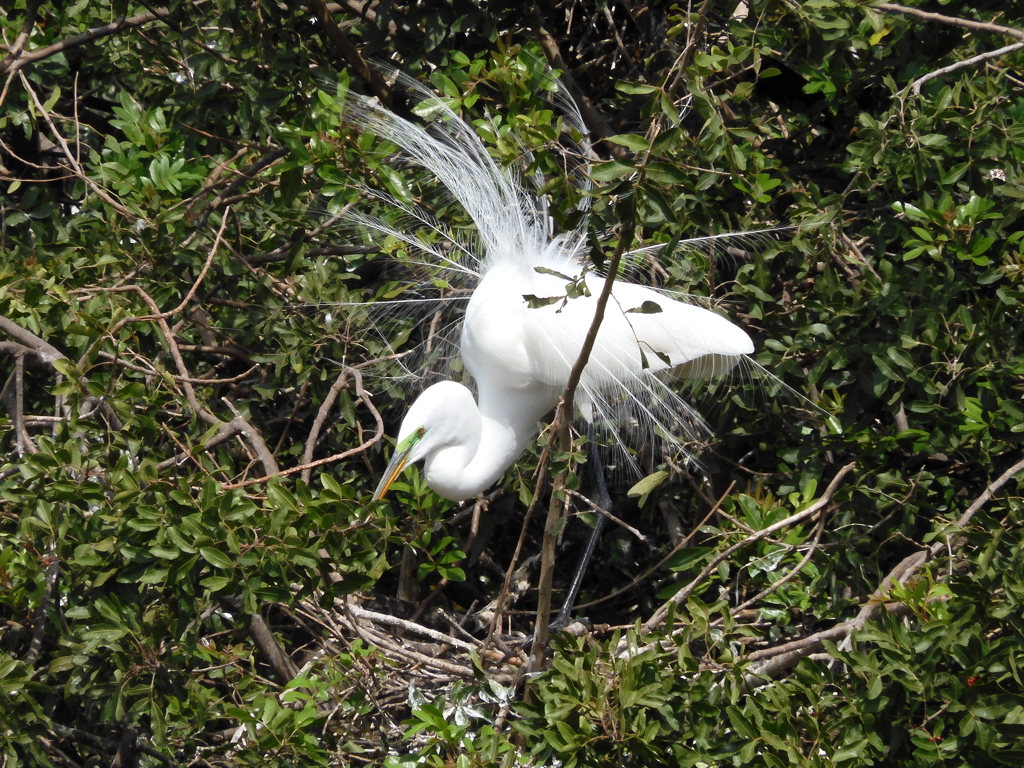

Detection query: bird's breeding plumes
xmin=337 ymin=75 xmax=755 ymax=501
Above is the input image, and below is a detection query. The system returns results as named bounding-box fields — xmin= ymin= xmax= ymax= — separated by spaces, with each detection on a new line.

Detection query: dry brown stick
xmin=640 ymin=462 xmax=857 ymax=635
xmin=346 ymin=604 xmax=480 ymax=654
xmin=222 ymin=400 xmax=279 ymax=478
xmin=301 ymin=368 xmax=359 ymax=482
xmin=352 ymin=621 xmax=488 ymax=679
xmin=96 ymin=352 xmax=259 ymax=385
xmin=224 ymin=372 xmax=385 ymax=490
xmin=873 ymin=3 xmax=1024 ymax=41
xmin=1 ymin=8 xmax=170 ymax=76
xmin=567 ymin=488 xmax=646 ymax=541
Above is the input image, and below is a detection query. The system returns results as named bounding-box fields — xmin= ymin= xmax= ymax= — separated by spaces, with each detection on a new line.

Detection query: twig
xmin=873 ymin=4 xmax=1024 ymax=42
xmin=640 ymin=462 xmax=856 ymax=634
xmin=911 ymin=40 xmax=1024 ymax=94
xmin=721 ymin=510 xmax=828 ymax=622
xmin=0 ymin=0 xmax=41 ymax=76
xmin=567 ymin=488 xmax=646 ymax=541
xmin=223 ymin=370 xmax=385 ymax=490
xmin=18 ymin=73 xmax=141 ymax=221
xmin=346 ymin=603 xmax=479 ymax=654
xmin=0 ymin=8 xmax=170 ymax=76
xmin=193 ymin=150 xmax=289 ymax=228
xmin=301 ymin=367 xmax=361 ymax=482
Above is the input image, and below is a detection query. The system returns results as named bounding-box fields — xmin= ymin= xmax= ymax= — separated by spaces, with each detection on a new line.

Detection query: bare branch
xmin=0 ymin=8 xmax=170 ymax=76
xmin=0 ymin=316 xmax=65 ymax=364
xmin=911 ymin=40 xmax=1024 ymax=94
xmin=640 ymin=462 xmax=857 ymax=635
xmin=873 ymin=4 xmax=1024 ymax=42
xmin=0 ymin=0 xmax=41 ymax=76
xmin=18 ymin=73 xmax=141 ymax=221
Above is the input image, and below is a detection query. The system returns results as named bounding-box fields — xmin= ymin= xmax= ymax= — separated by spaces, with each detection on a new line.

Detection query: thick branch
xmin=0 ymin=316 xmax=65 ymax=364
xmin=249 ymin=612 xmax=299 ymax=682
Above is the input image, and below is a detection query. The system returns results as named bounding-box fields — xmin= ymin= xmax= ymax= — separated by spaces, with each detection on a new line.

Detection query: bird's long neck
xmin=424 ymin=385 xmax=557 ymax=500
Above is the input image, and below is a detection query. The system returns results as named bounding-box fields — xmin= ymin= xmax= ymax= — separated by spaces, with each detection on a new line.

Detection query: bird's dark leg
xmin=549 ymin=427 xmax=611 ymax=631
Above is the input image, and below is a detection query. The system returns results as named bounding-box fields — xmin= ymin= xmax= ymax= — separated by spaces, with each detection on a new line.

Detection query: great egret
xmin=341 ymin=78 xmax=755 ymax=502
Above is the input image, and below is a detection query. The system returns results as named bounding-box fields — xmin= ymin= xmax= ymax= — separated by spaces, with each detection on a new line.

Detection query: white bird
xmin=343 ymin=78 xmax=755 ymax=502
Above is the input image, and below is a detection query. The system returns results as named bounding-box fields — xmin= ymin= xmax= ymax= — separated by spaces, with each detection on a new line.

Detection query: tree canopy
xmin=1 ymin=1 xmax=1023 ymax=766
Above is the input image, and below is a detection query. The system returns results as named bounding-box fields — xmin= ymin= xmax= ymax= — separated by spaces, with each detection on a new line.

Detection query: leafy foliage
xmin=0 ymin=0 xmax=1022 ymax=766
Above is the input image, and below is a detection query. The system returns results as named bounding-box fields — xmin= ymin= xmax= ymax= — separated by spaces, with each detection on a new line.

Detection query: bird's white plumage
xmin=351 ymin=77 xmax=754 ymax=501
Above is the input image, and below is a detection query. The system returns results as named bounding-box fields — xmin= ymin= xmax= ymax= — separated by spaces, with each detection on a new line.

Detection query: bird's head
xmin=371 ymin=381 xmax=478 ymax=500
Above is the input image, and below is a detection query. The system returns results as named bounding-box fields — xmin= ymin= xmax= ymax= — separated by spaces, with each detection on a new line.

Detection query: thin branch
xmin=640 ymin=462 xmax=857 ymax=635
xmin=529 ymin=221 xmax=636 ymax=672
xmin=223 ymin=368 xmax=385 ymax=490
xmin=0 ymin=0 xmax=41 ymax=76
xmin=911 ymin=40 xmax=1024 ymax=94
xmin=873 ymin=4 xmax=1024 ymax=42
xmin=721 ymin=510 xmax=828 ymax=622
xmin=0 ymin=8 xmax=170 ymax=76
xmin=23 ymin=555 xmax=59 ymax=665
xmin=741 ymin=454 xmax=1024 ymax=685
xmin=18 ymin=73 xmax=140 ymax=221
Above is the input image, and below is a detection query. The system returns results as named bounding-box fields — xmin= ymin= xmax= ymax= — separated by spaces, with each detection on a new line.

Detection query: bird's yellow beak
xmin=371 ymin=427 xmax=425 ymax=500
